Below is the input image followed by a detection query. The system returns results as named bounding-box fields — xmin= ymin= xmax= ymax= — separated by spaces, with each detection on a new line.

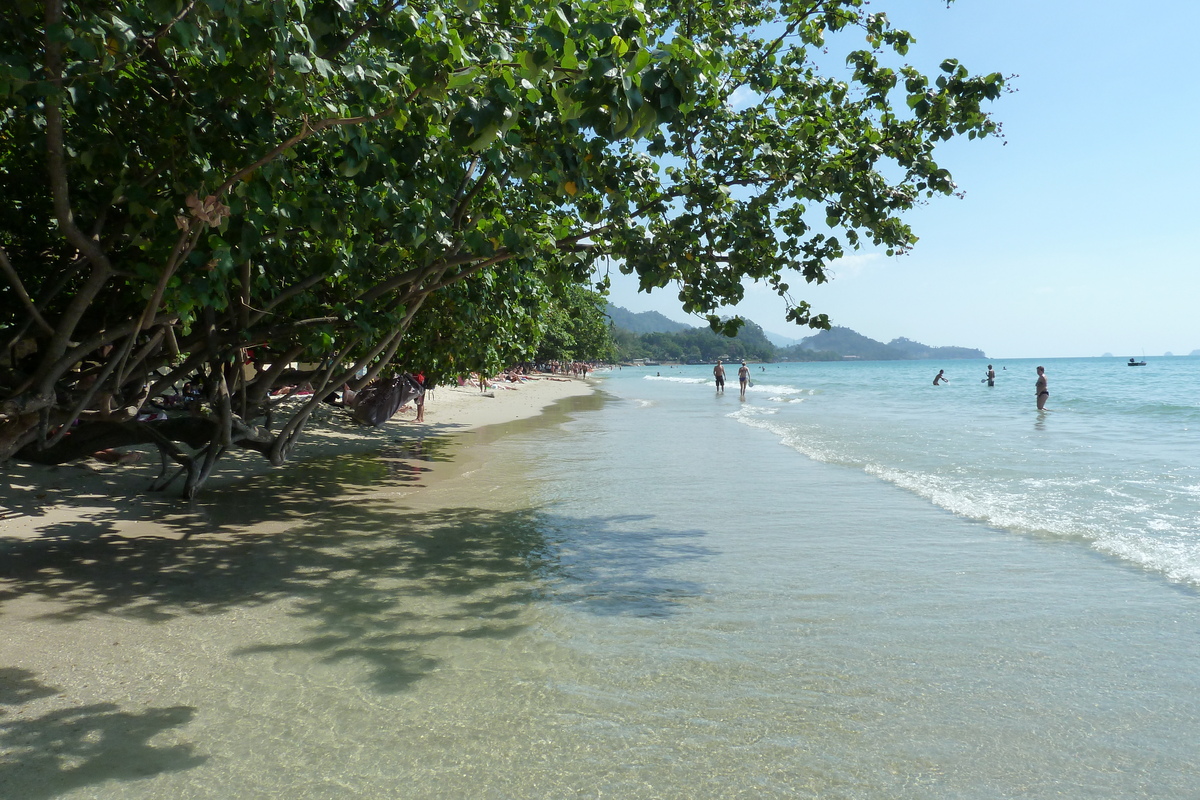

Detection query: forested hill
xmin=789 ymin=327 xmax=986 ymax=360
xmin=606 ymin=307 xmax=986 ymax=362
xmin=603 ymin=304 xmax=693 ymax=334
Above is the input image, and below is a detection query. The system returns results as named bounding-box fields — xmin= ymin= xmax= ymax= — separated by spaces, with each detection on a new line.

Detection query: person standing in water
xmin=713 ymin=360 xmax=726 ymax=393
xmin=1035 ymin=365 xmax=1049 ymax=410
xmin=986 ymin=364 xmax=996 ymax=387
xmin=738 ymin=361 xmax=750 ymax=399
xmin=933 ymin=369 xmax=948 ymax=385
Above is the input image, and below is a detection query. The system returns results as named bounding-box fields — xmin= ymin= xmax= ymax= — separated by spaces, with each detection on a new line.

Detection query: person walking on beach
xmin=738 ymin=361 xmax=750 ymax=399
xmin=713 ymin=360 xmax=726 ymax=393
xmin=1035 ymin=365 xmax=1049 ymax=410
xmin=933 ymin=369 xmax=948 ymax=385
xmin=986 ymin=365 xmax=996 ymax=387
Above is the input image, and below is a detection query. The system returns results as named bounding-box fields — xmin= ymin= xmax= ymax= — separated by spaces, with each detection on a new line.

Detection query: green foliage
xmin=0 ymin=0 xmax=1003 ymax=491
xmin=533 ymin=285 xmax=617 ymax=363
xmin=614 ymin=319 xmax=776 ymax=363
xmin=602 ymin=304 xmax=692 ymax=335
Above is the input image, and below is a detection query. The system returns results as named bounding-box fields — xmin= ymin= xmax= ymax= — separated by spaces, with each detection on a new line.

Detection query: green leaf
xmin=561 ymin=38 xmax=578 ymax=70
xmin=289 ymin=53 xmax=313 ymax=73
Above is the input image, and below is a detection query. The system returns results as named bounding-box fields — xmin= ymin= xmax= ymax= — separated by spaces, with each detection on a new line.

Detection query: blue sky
xmin=602 ymin=0 xmax=1200 ymax=358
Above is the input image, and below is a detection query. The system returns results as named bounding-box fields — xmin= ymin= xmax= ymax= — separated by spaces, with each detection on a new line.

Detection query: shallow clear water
xmin=3 ymin=362 xmax=1199 ymax=798
xmin=678 ymin=356 xmax=1200 ymax=586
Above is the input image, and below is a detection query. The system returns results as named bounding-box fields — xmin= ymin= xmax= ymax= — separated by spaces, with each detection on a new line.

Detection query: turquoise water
xmin=643 ymin=356 xmax=1200 ymax=586
xmin=3 ymin=358 xmax=1199 ymax=797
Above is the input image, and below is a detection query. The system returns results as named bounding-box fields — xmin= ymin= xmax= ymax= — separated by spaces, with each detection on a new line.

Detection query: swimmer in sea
xmin=713 ymin=360 xmax=725 ymax=393
xmin=738 ymin=361 xmax=750 ymax=399
xmin=933 ymin=369 xmax=948 ymax=385
xmin=986 ymin=364 xmax=996 ymax=387
xmin=1035 ymin=365 xmax=1048 ymax=410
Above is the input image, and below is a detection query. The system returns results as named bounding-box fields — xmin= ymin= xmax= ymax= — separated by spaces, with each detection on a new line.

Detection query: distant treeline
xmin=612 ymin=319 xmax=790 ymax=363
xmin=608 ymin=313 xmax=986 ymax=364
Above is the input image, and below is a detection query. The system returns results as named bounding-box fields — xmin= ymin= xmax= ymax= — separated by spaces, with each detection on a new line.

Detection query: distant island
xmin=606 ymin=305 xmax=986 ymax=363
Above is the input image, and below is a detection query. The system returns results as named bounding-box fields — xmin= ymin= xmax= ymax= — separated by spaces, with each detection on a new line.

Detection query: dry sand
xmin=0 ymin=374 xmax=597 ymax=544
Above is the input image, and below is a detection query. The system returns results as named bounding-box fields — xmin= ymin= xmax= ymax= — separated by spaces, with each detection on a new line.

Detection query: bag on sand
xmin=347 ymin=374 xmax=424 ymax=427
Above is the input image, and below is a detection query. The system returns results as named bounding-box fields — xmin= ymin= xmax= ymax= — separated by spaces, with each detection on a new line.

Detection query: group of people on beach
xmin=713 ymin=359 xmax=752 ymax=399
xmin=933 ymin=364 xmax=1050 ymax=410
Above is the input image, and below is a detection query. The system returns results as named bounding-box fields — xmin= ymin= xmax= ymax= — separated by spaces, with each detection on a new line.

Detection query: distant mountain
xmin=793 ymin=327 xmax=986 ymax=360
xmin=604 ymin=304 xmax=693 ymax=334
xmin=761 ymin=329 xmax=804 ymax=348
xmin=795 ymin=327 xmax=898 ymax=360
xmin=886 ymin=337 xmax=987 ymax=360
xmin=605 ymin=308 xmax=986 ymax=361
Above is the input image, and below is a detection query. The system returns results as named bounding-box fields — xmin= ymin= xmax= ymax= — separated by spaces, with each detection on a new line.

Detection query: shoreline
xmin=0 ymin=374 xmax=598 ymax=545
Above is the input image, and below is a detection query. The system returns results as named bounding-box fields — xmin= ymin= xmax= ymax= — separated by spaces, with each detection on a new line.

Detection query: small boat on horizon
xmin=1127 ymin=357 xmax=1147 ymax=366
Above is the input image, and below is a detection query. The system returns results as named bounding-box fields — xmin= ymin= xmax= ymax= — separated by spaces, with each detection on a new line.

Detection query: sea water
xmin=655 ymin=356 xmax=1200 ymax=587
xmin=2 ymin=357 xmax=1199 ymax=798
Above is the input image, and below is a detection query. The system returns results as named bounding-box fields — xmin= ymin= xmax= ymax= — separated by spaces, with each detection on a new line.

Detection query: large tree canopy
xmin=0 ymin=0 xmax=1002 ymax=495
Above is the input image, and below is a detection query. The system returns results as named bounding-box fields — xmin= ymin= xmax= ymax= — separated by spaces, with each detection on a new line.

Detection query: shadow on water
xmin=1 ymin=490 xmax=711 ymax=796
xmin=1 ymin=506 xmax=710 ymax=791
xmin=0 ymin=391 xmax=711 ymax=795
xmin=0 ymin=668 xmax=206 ymax=800
xmin=1 ymin=500 xmax=712 ymax=667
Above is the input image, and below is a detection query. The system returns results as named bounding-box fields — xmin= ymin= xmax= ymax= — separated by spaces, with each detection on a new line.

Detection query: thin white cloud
xmin=827 ymin=253 xmax=884 ymax=279
xmin=727 ymin=85 xmax=759 ymax=111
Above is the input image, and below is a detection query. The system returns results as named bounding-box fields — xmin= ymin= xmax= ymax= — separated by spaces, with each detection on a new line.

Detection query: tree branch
xmin=216 ymin=110 xmax=397 ymax=197
xmin=0 ymin=246 xmax=54 ymax=335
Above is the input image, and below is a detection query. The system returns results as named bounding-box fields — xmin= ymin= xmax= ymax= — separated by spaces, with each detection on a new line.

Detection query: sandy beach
xmin=0 ymin=374 xmax=597 ymax=544
xmin=5 ymin=365 xmax=1200 ymax=799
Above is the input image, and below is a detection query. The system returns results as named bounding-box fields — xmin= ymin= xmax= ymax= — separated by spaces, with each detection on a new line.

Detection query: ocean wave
xmin=870 ymin=466 xmax=1200 ymax=588
xmin=645 ymin=375 xmax=709 ymax=385
xmin=745 ymin=383 xmax=805 ymax=395
xmin=732 ymin=411 xmax=1200 ymax=588
xmin=732 ymin=406 xmax=779 ymax=417
xmin=1095 ymin=533 xmax=1200 ymax=586
xmin=733 ymin=414 xmax=847 ymax=464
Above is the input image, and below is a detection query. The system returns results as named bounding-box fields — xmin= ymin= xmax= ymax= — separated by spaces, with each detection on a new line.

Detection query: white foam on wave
xmin=645 ymin=375 xmax=709 ymax=385
xmin=745 ymin=383 xmax=805 ymax=395
xmin=631 ymin=398 xmax=655 ymax=408
xmin=731 ymin=410 xmax=1200 ymax=588
xmin=733 ymin=411 xmax=846 ymax=464
xmin=731 ymin=406 xmax=779 ymax=417
xmin=1094 ymin=533 xmax=1200 ymax=586
xmin=867 ymin=465 xmax=1200 ymax=588
xmin=771 ymin=396 xmax=805 ymax=403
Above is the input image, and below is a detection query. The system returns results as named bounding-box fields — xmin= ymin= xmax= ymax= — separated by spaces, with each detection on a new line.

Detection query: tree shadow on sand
xmin=0 ymin=412 xmax=710 ymax=796
xmin=0 ymin=435 xmax=459 ymax=544
xmin=2 ymin=500 xmax=712 ymax=685
xmin=0 ymin=668 xmax=206 ymax=800
xmin=1 ymin=428 xmax=713 ymax=795
xmin=4 ymin=441 xmax=715 ymax=676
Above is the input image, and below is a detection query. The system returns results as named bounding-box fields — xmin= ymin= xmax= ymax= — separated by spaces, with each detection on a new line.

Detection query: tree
xmin=1 ymin=0 xmax=1003 ymax=495
xmin=533 ymin=285 xmax=616 ymax=363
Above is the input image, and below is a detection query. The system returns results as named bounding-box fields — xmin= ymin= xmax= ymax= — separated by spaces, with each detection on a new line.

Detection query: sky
xmin=600 ymin=0 xmax=1200 ymax=359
